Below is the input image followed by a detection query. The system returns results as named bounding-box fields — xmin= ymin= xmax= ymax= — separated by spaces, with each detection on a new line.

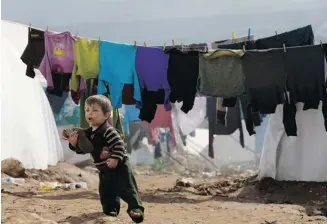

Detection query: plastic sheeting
xmin=173 ymin=97 xmax=207 ymax=136
xmin=1 ymin=20 xmax=64 ymax=169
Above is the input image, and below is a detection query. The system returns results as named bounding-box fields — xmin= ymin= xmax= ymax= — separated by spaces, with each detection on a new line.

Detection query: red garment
xmin=142 ymin=105 xmax=176 ymax=145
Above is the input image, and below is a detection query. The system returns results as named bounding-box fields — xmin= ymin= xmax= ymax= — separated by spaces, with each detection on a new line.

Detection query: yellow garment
xmin=71 ymin=38 xmax=99 ymax=91
xmin=204 ymin=49 xmax=244 ymax=59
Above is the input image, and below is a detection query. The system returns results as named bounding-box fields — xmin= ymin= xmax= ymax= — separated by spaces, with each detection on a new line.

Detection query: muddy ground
xmin=1 ymin=162 xmax=327 ymax=224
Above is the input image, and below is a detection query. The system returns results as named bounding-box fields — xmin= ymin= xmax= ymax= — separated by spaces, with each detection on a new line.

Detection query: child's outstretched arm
xmin=67 ymin=132 xmax=87 ymax=155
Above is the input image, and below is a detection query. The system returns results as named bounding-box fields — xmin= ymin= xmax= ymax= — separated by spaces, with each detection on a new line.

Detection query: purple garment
xmin=39 ymin=31 xmax=75 ymax=88
xmin=135 ymin=46 xmax=171 ymax=110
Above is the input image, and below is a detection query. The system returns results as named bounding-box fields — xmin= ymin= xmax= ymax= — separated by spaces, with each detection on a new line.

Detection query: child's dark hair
xmin=85 ymin=95 xmax=113 ymax=114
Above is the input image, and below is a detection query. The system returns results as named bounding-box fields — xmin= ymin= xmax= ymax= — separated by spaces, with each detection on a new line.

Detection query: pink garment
xmin=39 ymin=31 xmax=75 ymax=88
xmin=143 ymin=105 xmax=176 ymax=145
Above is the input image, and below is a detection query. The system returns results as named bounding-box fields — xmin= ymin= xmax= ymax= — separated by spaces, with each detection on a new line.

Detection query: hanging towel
xmin=71 ymin=37 xmax=99 ymax=92
xmin=21 ymin=28 xmax=45 ymax=78
xmin=198 ymin=49 xmax=245 ymax=98
xmin=97 ymin=41 xmax=141 ymax=108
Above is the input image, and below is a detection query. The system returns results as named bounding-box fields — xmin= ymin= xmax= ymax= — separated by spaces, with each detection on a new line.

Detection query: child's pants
xmin=98 ymin=159 xmax=144 ymax=217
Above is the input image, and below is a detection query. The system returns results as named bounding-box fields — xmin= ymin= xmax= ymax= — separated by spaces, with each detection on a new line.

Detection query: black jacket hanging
xmin=21 ymin=28 xmax=45 ymax=78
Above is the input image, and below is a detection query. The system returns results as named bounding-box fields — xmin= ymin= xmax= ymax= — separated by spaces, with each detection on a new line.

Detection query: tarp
xmin=1 ymin=20 xmax=64 ymax=169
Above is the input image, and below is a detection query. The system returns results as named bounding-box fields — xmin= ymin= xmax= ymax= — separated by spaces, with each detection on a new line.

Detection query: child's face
xmin=84 ymin=103 xmax=110 ymax=127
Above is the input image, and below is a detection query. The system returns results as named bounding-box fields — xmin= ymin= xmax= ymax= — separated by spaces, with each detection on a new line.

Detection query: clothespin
xmin=243 ymin=44 xmax=246 ymax=51
xmin=283 ymin=43 xmax=286 ymax=52
xmin=134 ymin=41 xmax=137 ymax=48
xmin=172 ymin=39 xmax=175 ymax=46
xmin=46 ymin=26 xmax=49 ymax=32
xmin=98 ymin=36 xmax=101 ymax=43
xmin=320 ymin=40 xmax=323 ymax=48
xmin=204 ymin=45 xmax=207 ymax=52
xmin=181 ymin=43 xmax=183 ymax=51
xmin=232 ymin=32 xmax=236 ymax=42
xmin=275 ymin=31 xmax=278 ymax=36
xmin=28 ymin=23 xmax=31 ymax=32
xmin=143 ymin=42 xmax=147 ymax=47
xmin=248 ymin=28 xmax=251 ymax=41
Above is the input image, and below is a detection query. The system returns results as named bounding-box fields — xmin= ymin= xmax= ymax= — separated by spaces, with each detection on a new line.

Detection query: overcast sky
xmin=2 ymin=0 xmax=327 ymax=44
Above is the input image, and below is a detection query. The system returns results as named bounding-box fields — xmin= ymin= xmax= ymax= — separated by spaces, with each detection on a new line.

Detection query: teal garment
xmin=97 ymin=41 xmax=141 ymax=108
xmin=103 ymin=82 xmax=125 ymax=140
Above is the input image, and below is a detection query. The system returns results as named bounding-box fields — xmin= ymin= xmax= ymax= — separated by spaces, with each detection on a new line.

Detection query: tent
xmin=1 ymin=20 xmax=64 ymax=169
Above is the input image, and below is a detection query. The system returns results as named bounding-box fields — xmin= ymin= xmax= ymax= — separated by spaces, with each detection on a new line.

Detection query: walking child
xmin=66 ymin=95 xmax=144 ymax=223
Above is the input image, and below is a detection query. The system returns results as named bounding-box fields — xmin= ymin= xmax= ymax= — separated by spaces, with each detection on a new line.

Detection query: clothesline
xmin=19 ymin=22 xmax=327 ymax=159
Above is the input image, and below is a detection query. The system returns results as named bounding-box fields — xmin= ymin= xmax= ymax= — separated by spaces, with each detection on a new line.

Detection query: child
xmin=67 ymin=95 xmax=144 ymax=223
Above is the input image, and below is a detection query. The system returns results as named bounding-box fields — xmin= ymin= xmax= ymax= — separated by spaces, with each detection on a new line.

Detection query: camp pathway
xmin=2 ymin=171 xmax=327 ymax=224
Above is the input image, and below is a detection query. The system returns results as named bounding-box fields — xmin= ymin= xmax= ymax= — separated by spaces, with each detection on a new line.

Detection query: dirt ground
xmin=1 ymin=162 xmax=327 ymax=224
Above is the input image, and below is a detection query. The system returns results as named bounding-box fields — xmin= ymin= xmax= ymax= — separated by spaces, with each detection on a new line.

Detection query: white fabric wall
xmin=1 ymin=20 xmax=64 ymax=169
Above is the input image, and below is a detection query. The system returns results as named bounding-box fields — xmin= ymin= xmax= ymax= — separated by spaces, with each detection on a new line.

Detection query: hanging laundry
xmin=97 ymin=41 xmax=141 ymax=108
xmin=70 ymin=78 xmax=87 ymax=104
xmin=217 ymin=41 xmax=257 ymax=50
xmin=122 ymin=105 xmax=141 ymax=135
xmin=211 ymin=35 xmax=255 ymax=49
xmin=255 ymin=25 xmax=314 ymax=49
xmin=165 ymin=48 xmax=199 ymax=113
xmin=105 ymin=84 xmax=136 ymax=105
xmin=241 ymin=49 xmax=286 ymax=114
xmin=216 ymin=98 xmax=227 ymax=125
xmin=324 ymin=44 xmax=327 ymax=61
xmin=198 ymin=50 xmax=245 ymax=98
xmin=239 ymin=95 xmax=262 ymax=135
xmin=71 ymin=37 xmax=99 ymax=92
xmin=135 ymin=46 xmax=170 ymax=122
xmin=173 ymin=96 xmax=206 ymax=136
xmin=285 ymin=45 xmax=326 ymax=110
xmin=142 ymin=105 xmax=176 ymax=146
xmin=39 ymin=31 xmax=75 ymax=96
xmin=21 ymin=28 xmax=45 ymax=78
xmin=206 ymin=97 xmax=244 ymax=158
xmin=80 ymin=79 xmax=98 ymax=128
xmin=46 ymin=73 xmax=71 ymax=96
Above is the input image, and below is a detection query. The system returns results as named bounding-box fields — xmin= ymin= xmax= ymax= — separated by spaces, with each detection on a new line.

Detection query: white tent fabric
xmin=173 ymin=97 xmax=207 ymax=136
xmin=259 ymin=22 xmax=327 ymax=181
xmin=1 ymin=20 xmax=64 ymax=169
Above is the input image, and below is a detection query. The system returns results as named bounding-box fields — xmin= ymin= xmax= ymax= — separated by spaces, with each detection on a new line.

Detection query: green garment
xmin=198 ymin=49 xmax=245 ymax=98
xmin=80 ymin=79 xmax=96 ymax=128
xmin=71 ymin=38 xmax=99 ymax=92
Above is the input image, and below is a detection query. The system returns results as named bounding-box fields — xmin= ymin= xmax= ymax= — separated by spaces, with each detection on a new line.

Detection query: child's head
xmin=84 ymin=95 xmax=112 ymax=127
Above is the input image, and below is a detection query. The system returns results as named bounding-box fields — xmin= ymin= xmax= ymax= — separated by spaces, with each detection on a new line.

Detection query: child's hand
xmin=107 ymin=158 xmax=119 ymax=168
xmin=68 ymin=132 xmax=79 ymax=147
